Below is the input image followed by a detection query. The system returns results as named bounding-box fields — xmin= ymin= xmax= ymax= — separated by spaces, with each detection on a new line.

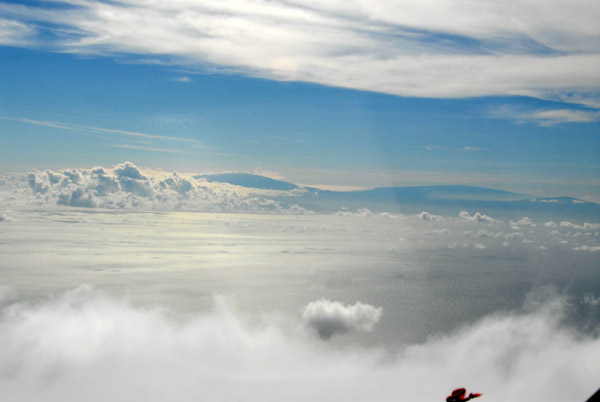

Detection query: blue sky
xmin=0 ymin=0 xmax=599 ymax=199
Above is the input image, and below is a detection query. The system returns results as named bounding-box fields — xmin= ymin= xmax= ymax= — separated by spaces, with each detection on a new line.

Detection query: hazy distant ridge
xmin=197 ymin=173 xmax=599 ymax=219
xmin=194 ymin=173 xmax=299 ymax=191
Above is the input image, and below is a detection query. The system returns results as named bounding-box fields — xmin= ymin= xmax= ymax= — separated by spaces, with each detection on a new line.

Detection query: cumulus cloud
xmin=3 ymin=162 xmax=311 ymax=214
xmin=0 ymin=286 xmax=598 ymax=402
xmin=1 ymin=1 xmax=599 ymax=105
xmin=302 ymin=299 xmax=383 ymax=340
xmin=510 ymin=217 xmax=535 ymax=227
xmin=459 ymin=211 xmax=496 ymax=224
xmin=560 ymin=221 xmax=600 ymax=230
xmin=419 ymin=211 xmax=445 ymax=221
xmin=335 ymin=208 xmax=373 ymax=217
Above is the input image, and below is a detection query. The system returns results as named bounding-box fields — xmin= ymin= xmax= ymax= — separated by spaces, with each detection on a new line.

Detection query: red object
xmin=446 ymin=388 xmax=482 ymax=401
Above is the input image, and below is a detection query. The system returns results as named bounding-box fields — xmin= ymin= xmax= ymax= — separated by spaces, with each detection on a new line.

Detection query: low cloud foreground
xmin=0 ymin=286 xmax=598 ymax=402
xmin=302 ymin=299 xmax=383 ymax=340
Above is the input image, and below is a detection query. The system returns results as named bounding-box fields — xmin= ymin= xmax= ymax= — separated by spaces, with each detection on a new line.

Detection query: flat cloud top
xmin=1 ymin=0 xmax=599 ymax=106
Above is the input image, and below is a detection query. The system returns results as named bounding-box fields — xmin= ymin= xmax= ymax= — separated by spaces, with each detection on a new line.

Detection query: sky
xmin=1 ymin=3 xmax=600 ymax=399
xmin=0 ymin=0 xmax=599 ymax=199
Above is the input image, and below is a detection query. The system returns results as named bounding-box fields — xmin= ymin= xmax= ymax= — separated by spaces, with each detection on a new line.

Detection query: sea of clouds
xmin=0 ymin=285 xmax=598 ymax=402
xmin=2 ymin=163 xmax=600 ymax=401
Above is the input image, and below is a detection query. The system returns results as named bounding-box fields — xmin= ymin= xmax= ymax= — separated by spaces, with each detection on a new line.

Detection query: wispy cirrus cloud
xmin=0 ymin=16 xmax=34 ymax=46
xmin=0 ymin=116 xmax=203 ymax=145
xmin=523 ymin=109 xmax=600 ymax=126
xmin=111 ymin=144 xmax=191 ymax=154
xmin=0 ymin=0 xmax=599 ymax=105
xmin=493 ymin=106 xmax=600 ymax=126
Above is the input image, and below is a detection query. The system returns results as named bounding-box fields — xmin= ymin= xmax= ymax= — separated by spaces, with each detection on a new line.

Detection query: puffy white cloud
xmin=335 ymin=208 xmax=373 ymax=217
xmin=0 ymin=286 xmax=598 ymax=402
xmin=510 ymin=217 xmax=536 ymax=227
xmin=544 ymin=221 xmax=558 ymax=227
xmin=560 ymin=221 xmax=600 ymax=230
xmin=459 ymin=211 xmax=496 ymax=223
xmin=114 ymin=161 xmax=146 ymax=180
xmin=302 ymin=299 xmax=383 ymax=340
xmin=3 ymin=162 xmax=311 ymax=214
xmin=419 ymin=211 xmax=445 ymax=221
xmin=379 ymin=212 xmax=402 ymax=219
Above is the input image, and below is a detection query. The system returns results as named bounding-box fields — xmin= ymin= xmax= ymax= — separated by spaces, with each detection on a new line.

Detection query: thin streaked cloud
xmin=493 ymin=106 xmax=600 ymax=126
xmin=0 ymin=116 xmax=203 ymax=145
xmin=111 ymin=144 xmax=191 ymax=154
xmin=0 ymin=0 xmax=598 ymax=106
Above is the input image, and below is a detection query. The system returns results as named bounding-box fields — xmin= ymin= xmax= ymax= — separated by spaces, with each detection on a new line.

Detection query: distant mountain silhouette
xmin=193 ymin=173 xmax=599 ymax=219
xmin=194 ymin=173 xmax=299 ymax=191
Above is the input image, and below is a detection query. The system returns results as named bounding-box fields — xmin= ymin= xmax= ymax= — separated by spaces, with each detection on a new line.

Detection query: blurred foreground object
xmin=446 ymin=388 xmax=482 ymax=402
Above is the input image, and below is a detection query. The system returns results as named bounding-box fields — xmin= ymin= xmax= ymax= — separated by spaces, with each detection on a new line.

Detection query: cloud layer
xmin=1 ymin=0 xmax=599 ymax=105
xmin=0 ymin=286 xmax=598 ymax=402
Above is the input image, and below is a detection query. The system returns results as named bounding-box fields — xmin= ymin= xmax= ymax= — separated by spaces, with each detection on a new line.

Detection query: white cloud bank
xmin=302 ymin=299 xmax=383 ymax=340
xmin=0 ymin=286 xmax=598 ymax=402
xmin=1 ymin=162 xmax=309 ymax=214
xmin=0 ymin=0 xmax=599 ymax=106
